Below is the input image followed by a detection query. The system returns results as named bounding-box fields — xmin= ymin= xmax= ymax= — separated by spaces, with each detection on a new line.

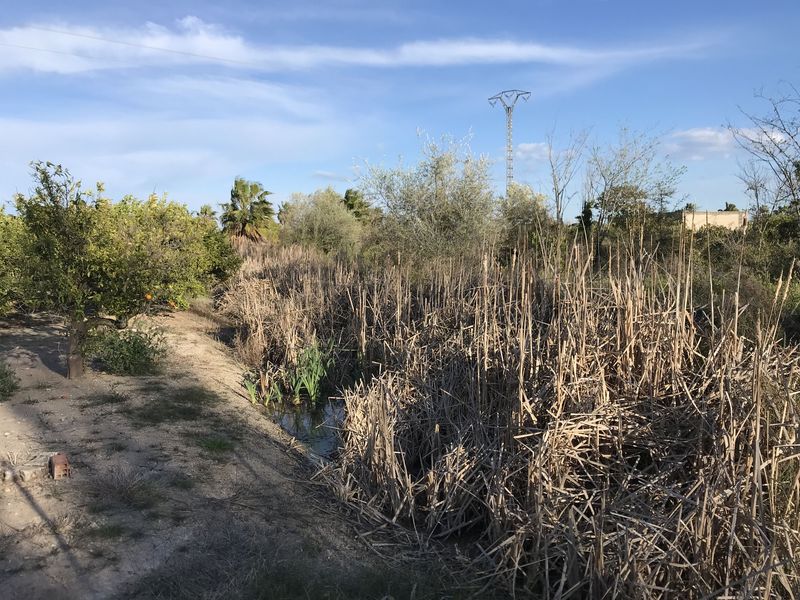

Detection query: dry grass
xmin=222 ymin=241 xmax=800 ymax=598
xmin=218 ymin=245 xmax=359 ymax=394
xmin=91 ymin=465 xmax=163 ymax=511
xmin=121 ymin=513 xmax=467 ymax=600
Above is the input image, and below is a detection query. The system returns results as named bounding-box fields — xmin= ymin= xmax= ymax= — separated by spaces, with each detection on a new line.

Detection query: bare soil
xmin=0 ymin=309 xmax=449 ymax=599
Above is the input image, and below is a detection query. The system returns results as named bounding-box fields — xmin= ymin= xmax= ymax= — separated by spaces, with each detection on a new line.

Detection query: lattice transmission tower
xmin=488 ymin=89 xmax=531 ymax=197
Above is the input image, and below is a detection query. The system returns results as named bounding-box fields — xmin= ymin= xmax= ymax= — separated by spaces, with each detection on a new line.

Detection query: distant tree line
xmin=215 ymin=84 xmax=799 ymax=338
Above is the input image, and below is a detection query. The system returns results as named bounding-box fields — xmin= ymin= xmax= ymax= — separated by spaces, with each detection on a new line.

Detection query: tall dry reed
xmin=222 ymin=241 xmax=800 ymax=598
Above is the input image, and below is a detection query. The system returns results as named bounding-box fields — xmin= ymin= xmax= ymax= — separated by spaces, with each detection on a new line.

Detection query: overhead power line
xmin=1 ymin=26 xmax=259 ymax=68
xmin=0 ymin=40 xmax=111 ymax=60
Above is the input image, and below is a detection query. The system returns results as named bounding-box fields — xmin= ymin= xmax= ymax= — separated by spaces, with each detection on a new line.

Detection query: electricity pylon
xmin=488 ymin=89 xmax=531 ymax=197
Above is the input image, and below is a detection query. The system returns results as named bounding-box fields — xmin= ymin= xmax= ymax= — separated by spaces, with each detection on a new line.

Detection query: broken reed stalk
xmin=222 ymin=241 xmax=800 ymax=599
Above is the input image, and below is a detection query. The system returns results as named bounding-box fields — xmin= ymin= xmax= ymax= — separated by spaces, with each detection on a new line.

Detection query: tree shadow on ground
xmin=0 ymin=314 xmax=67 ymax=377
xmin=0 ymin=334 xmax=469 ymax=599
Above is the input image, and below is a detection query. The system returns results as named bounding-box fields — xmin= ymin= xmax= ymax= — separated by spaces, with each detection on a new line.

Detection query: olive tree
xmin=497 ymin=182 xmax=549 ymax=254
xmin=361 ymin=137 xmax=495 ymax=263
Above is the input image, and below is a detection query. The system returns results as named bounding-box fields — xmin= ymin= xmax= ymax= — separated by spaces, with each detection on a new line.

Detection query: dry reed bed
xmin=221 ymin=244 xmax=800 ymax=599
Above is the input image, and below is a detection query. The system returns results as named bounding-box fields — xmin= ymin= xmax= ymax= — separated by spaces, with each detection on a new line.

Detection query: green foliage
xmin=13 ymin=162 xmax=237 ymax=377
xmin=200 ymin=225 xmax=242 ymax=284
xmin=290 ymin=340 xmax=334 ymax=405
xmin=497 ymin=182 xmax=549 ymax=253
xmin=749 ymin=208 xmax=800 ymax=280
xmin=220 ymin=177 xmax=277 ymax=241
xmin=0 ymin=359 xmax=19 ymax=401
xmin=16 ymin=162 xmax=232 ymax=323
xmin=362 ymin=136 xmax=495 ymax=263
xmin=84 ymin=327 xmax=167 ymax=376
xmin=691 ymin=210 xmax=800 ymax=339
xmin=586 ymin=129 xmax=684 ymax=242
xmin=198 ymin=204 xmax=217 ymax=220
xmin=601 ymin=184 xmax=650 ymax=231
xmin=577 ymin=200 xmax=594 ymax=233
xmin=103 ymin=194 xmax=225 ymax=311
xmin=243 ymin=376 xmax=259 ymax=405
xmin=15 ymin=163 xmax=96 ymax=320
xmin=279 ymin=187 xmax=363 ymax=256
xmin=342 ymin=188 xmax=374 ymax=222
xmin=0 ymin=210 xmax=23 ymax=314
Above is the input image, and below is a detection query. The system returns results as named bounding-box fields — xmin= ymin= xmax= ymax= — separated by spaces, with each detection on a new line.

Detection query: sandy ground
xmin=0 ymin=309 xmax=401 ymax=599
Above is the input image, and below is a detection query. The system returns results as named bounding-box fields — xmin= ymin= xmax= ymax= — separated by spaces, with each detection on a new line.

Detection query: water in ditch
xmin=268 ymin=399 xmax=344 ymax=459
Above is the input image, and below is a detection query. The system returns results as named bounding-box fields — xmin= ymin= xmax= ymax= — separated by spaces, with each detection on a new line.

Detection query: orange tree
xmin=15 ymin=162 xmax=239 ymax=378
xmin=0 ymin=209 xmax=24 ymax=314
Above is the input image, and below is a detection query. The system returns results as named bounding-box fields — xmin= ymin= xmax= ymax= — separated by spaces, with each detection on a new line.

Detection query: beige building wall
xmin=683 ymin=210 xmax=748 ymax=232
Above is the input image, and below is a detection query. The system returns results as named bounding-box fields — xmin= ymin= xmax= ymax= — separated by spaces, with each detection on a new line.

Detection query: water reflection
xmin=269 ymin=400 xmax=343 ymax=458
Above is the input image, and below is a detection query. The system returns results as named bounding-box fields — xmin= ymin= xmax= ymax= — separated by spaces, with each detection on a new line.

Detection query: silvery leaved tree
xmin=361 ymin=135 xmax=496 ymax=264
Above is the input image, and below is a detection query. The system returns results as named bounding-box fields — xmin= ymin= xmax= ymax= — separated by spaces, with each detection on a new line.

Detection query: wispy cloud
xmin=0 ymin=113 xmax=362 ymax=204
xmin=252 ymin=5 xmax=421 ymax=24
xmin=516 ymin=142 xmax=549 ymax=163
xmin=143 ymin=76 xmax=330 ymax=119
xmin=0 ymin=16 xmax=717 ymax=74
xmin=312 ymin=170 xmax=352 ymax=182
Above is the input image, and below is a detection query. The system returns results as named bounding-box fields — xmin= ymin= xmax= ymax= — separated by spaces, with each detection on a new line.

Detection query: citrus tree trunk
xmin=66 ymin=321 xmax=87 ymax=379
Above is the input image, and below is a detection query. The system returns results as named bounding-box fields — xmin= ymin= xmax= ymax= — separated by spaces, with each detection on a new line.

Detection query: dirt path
xmin=0 ymin=309 xmax=438 ymax=599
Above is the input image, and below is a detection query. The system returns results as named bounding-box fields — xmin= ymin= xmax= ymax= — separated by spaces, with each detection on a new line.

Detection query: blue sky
xmin=1 ymin=0 xmax=798 ymax=217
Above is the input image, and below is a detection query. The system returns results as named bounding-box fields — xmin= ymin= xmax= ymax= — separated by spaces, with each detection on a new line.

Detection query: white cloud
xmin=0 ymin=17 xmax=715 ymax=74
xmin=516 ymin=142 xmax=548 ymax=162
xmin=665 ymin=127 xmax=736 ymax=161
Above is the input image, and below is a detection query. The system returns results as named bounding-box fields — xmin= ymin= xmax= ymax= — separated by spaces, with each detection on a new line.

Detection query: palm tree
xmin=220 ymin=177 xmax=276 ymax=240
xmin=198 ymin=204 xmax=217 ymax=221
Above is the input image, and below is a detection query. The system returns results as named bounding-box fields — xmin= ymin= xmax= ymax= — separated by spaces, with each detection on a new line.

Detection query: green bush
xmin=85 ymin=327 xmax=167 ymax=376
xmin=201 ymin=227 xmax=242 ymax=285
xmin=0 ymin=211 xmax=23 ymax=315
xmin=361 ymin=136 xmax=495 ymax=264
xmin=0 ymin=360 xmax=19 ymax=401
xmin=497 ymin=182 xmax=550 ymax=256
xmin=279 ymin=188 xmax=363 ymax=257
